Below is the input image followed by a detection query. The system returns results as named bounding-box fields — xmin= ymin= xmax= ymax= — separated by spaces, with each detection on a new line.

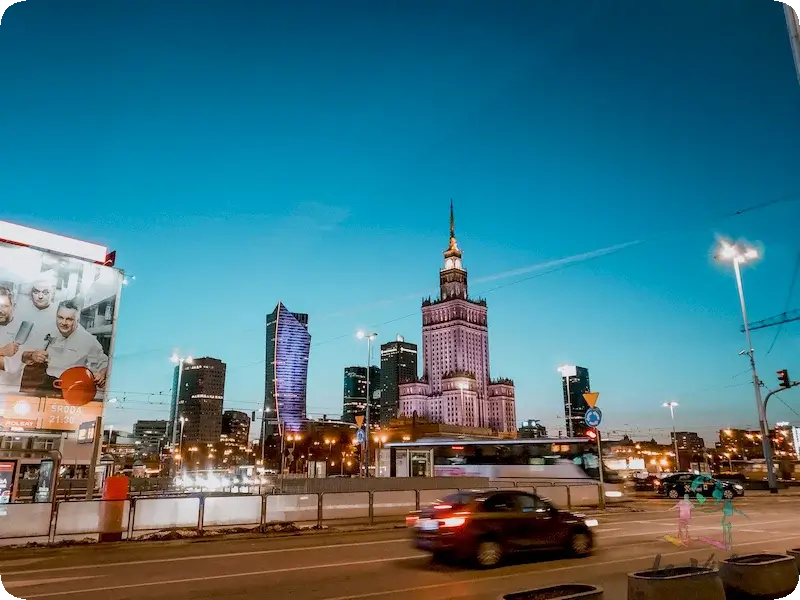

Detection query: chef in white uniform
xmin=14 ymin=272 xmax=59 ymax=352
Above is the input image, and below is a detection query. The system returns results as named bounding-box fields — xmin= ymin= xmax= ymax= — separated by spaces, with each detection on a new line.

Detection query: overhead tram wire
xmin=766 ymin=248 xmax=800 ymax=355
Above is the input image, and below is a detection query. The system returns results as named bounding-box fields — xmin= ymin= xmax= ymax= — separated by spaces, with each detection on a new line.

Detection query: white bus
xmin=383 ymin=438 xmax=627 ymax=505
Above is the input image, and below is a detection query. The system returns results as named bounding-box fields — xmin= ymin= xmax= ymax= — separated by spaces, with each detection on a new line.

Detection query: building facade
xmin=559 ymin=365 xmax=591 ymax=437
xmin=179 ymin=357 xmax=227 ymax=445
xmin=342 ymin=366 xmax=381 ymax=424
xmin=133 ymin=420 xmax=169 ymax=456
xmin=265 ymin=302 xmax=310 ymax=435
xmin=379 ymin=336 xmax=418 ymax=425
xmin=398 ymin=202 xmax=517 ymax=435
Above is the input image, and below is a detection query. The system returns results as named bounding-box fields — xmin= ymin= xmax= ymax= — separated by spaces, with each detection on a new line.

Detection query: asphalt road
xmin=1 ymin=498 xmax=799 ymax=600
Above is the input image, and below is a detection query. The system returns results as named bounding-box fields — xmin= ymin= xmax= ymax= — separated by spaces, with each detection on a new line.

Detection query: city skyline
xmin=3 ymin=1 xmax=800 ymax=445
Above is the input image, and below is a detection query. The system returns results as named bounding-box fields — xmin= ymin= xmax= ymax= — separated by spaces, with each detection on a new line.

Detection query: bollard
xmin=99 ymin=475 xmax=129 ymax=542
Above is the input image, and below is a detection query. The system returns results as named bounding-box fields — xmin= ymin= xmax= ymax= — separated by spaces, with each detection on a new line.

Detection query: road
xmin=1 ymin=498 xmax=799 ymax=599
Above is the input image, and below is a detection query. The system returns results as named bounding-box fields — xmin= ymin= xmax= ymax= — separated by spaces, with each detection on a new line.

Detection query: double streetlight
xmin=662 ymin=401 xmax=680 ymax=471
xmin=170 ymin=353 xmax=192 ymax=477
xmin=715 ymin=239 xmax=777 ymax=493
xmin=356 ymin=330 xmax=377 ymax=476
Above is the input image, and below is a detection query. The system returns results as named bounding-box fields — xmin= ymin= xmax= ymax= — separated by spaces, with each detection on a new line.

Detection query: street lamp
xmin=356 ymin=330 xmax=377 ymax=476
xmin=170 ymin=353 xmax=193 ymax=477
xmin=178 ymin=416 xmax=187 ymax=469
xmin=715 ymin=239 xmax=777 ymax=493
xmin=662 ymin=402 xmax=680 ymax=471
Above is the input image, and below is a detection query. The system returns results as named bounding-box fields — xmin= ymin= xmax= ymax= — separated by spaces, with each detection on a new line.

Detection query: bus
xmin=382 ymin=437 xmax=627 ymax=503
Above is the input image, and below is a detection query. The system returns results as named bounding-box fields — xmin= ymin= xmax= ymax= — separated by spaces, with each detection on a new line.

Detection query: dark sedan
xmin=657 ymin=473 xmax=744 ymax=499
xmin=408 ymin=490 xmax=597 ymax=568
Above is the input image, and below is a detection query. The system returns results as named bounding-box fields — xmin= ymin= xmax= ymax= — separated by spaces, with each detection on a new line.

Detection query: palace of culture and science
xmin=398 ymin=202 xmax=517 ymax=435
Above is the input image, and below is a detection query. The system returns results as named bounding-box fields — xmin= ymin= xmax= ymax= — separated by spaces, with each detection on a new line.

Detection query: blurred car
xmin=657 ymin=472 xmax=744 ymax=499
xmin=407 ymin=490 xmax=597 ymax=568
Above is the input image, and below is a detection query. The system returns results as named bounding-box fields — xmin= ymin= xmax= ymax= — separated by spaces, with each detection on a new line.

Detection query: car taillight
xmin=440 ymin=512 xmax=470 ymax=528
xmin=406 ymin=515 xmax=419 ymax=527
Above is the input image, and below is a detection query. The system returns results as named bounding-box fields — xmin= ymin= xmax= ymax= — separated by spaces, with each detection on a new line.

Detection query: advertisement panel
xmin=0 ymin=238 xmax=122 ymax=433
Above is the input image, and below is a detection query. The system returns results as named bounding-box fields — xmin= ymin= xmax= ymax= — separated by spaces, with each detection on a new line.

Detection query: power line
xmin=766 ymin=248 xmax=800 ymax=354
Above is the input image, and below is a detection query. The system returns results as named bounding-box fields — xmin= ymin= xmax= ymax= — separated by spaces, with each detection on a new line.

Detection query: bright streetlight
xmin=715 ymin=238 xmax=777 ymax=493
xmin=356 ymin=330 xmax=377 ymax=476
xmin=662 ymin=402 xmax=680 ymax=471
xmin=170 ymin=353 xmax=193 ymax=477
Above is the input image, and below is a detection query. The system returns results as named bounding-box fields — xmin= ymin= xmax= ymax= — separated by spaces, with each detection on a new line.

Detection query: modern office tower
xmin=179 ymin=357 xmax=227 ymax=445
xmin=379 ymin=336 xmax=418 ymax=425
xmin=398 ymin=201 xmax=516 ymax=434
xmin=559 ymin=365 xmax=591 ymax=437
xmin=264 ymin=302 xmax=310 ymax=436
xmin=133 ymin=420 xmax=169 ymax=455
xmin=342 ymin=366 xmax=381 ymax=424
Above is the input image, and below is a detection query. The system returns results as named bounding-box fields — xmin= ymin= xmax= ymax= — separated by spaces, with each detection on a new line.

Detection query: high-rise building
xmin=672 ymin=431 xmax=705 ymax=454
xmin=342 ymin=366 xmax=381 ymax=424
xmin=179 ymin=357 xmax=226 ymax=445
xmin=264 ymin=302 xmax=310 ymax=436
xmin=167 ymin=364 xmax=180 ymax=441
xmin=221 ymin=410 xmax=251 ymax=446
xmin=133 ymin=420 xmax=169 ymax=455
xmin=398 ymin=202 xmax=517 ymax=435
xmin=379 ymin=336 xmax=418 ymax=425
xmin=559 ymin=365 xmax=591 ymax=438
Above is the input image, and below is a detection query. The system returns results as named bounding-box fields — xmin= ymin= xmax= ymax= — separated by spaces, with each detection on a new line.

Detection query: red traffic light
xmin=586 ymin=430 xmax=597 ymax=439
xmin=778 ymin=369 xmax=791 ymax=389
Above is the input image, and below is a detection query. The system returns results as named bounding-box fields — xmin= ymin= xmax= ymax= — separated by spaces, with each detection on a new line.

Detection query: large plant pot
xmin=719 ymin=553 xmax=798 ymax=599
xmin=502 ymin=584 xmax=603 ymax=600
xmin=628 ymin=566 xmax=724 ymax=600
xmin=787 ymin=548 xmax=800 ymax=572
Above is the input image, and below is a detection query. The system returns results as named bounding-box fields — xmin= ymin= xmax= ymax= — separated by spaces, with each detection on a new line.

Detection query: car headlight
xmin=734 ymin=485 xmax=743 ymax=490
xmin=584 ymin=519 xmax=598 ymax=528
xmin=605 ymin=491 xmax=623 ymax=498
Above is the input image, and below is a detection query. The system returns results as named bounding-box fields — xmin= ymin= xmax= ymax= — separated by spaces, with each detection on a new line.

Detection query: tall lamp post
xmin=662 ymin=402 xmax=681 ymax=471
xmin=356 ymin=330 xmax=377 ymax=476
xmin=178 ymin=416 xmax=187 ymax=471
xmin=170 ymin=353 xmax=192 ymax=477
xmin=715 ymin=239 xmax=778 ymax=494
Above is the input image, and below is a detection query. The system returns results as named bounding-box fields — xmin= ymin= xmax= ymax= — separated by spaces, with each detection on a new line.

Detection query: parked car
xmin=657 ymin=472 xmax=744 ymax=499
xmin=408 ymin=490 xmax=597 ymax=568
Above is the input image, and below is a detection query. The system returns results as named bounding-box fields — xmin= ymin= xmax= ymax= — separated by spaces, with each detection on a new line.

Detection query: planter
xmin=502 ymin=584 xmax=603 ymax=600
xmin=628 ymin=566 xmax=724 ymax=600
xmin=787 ymin=548 xmax=800 ymax=572
xmin=719 ymin=553 xmax=798 ymax=599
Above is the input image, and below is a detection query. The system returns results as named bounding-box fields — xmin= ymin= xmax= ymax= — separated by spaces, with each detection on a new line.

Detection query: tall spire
xmin=450 ymin=198 xmax=455 ymax=240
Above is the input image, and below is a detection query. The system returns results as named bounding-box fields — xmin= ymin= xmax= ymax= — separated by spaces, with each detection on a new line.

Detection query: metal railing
xmin=0 ymin=482 xmax=607 ymax=545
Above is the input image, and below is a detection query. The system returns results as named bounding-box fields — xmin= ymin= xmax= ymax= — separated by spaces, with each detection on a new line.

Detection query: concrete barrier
xmin=0 ymin=503 xmax=51 ymax=540
xmin=204 ymin=495 xmax=262 ymax=528
xmin=373 ymin=490 xmax=416 ymax=517
xmin=56 ymin=500 xmax=131 ymax=538
xmin=419 ymin=489 xmax=459 ymax=506
xmin=266 ymin=493 xmax=318 ymax=524
xmin=322 ymin=492 xmax=370 ymax=521
xmin=133 ymin=497 xmax=200 ymax=532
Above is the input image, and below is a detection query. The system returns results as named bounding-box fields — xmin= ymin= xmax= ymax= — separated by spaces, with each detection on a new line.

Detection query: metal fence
xmin=0 ymin=481 xmax=606 ymax=545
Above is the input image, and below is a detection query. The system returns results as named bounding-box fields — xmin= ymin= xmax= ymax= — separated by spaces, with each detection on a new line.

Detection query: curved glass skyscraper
xmin=265 ymin=302 xmax=310 ymax=434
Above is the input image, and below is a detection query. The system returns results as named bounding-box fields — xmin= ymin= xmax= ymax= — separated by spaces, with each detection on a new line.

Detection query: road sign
xmin=583 ymin=392 xmax=599 ymax=408
xmin=585 ymin=408 xmax=602 ymax=428
xmin=355 ymin=415 xmax=364 ymax=428
xmin=356 ymin=429 xmax=366 ymax=445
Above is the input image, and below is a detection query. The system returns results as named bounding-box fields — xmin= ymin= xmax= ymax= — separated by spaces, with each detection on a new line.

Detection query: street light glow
xmin=662 ymin=401 xmax=678 ymax=408
xmin=715 ymin=239 xmax=760 ymax=264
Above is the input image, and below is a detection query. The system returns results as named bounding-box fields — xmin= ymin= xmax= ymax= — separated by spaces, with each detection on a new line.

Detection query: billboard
xmin=0 ymin=236 xmax=122 ymax=433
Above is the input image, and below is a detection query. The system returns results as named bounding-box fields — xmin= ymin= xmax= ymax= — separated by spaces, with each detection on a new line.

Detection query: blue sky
xmin=2 ymin=0 xmax=800 ymax=444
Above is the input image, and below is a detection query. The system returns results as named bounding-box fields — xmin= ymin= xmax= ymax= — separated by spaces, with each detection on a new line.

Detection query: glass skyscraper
xmin=559 ymin=365 xmax=591 ymax=437
xmin=264 ymin=302 xmax=310 ymax=435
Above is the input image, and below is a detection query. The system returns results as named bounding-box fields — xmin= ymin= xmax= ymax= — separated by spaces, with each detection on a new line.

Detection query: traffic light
xmin=586 ymin=429 xmax=597 ymax=440
xmin=778 ymin=369 xmax=791 ymax=389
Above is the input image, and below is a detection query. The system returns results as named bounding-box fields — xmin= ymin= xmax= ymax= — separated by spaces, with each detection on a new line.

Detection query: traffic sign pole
xmin=583 ymin=393 xmax=605 ymax=509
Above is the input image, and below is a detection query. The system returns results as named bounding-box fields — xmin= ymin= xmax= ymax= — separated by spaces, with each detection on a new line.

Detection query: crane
xmin=742 ymin=309 xmax=800 ymax=332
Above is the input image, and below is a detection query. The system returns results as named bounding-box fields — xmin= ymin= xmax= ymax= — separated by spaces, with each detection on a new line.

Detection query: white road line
xmin=595 ymin=528 xmax=622 ymax=533
xmin=0 ymin=538 xmax=410 ymax=576
xmin=21 ymin=556 xmax=423 ymax=598
xmin=3 ymin=576 xmax=102 ymax=590
xmin=319 ymin=533 xmax=800 ymax=600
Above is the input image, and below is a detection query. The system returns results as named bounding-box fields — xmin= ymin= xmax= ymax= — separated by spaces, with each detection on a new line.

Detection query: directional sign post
xmin=583 ymin=392 xmax=605 ymax=508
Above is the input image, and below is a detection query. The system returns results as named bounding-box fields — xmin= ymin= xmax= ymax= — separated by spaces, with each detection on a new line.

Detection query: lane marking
xmin=0 ymin=537 xmax=410 ymax=576
xmin=20 ymin=556 xmax=422 ymax=598
xmin=319 ymin=533 xmax=800 ymax=600
xmin=4 ymin=516 xmax=794 ymax=577
xmin=3 ymin=576 xmax=102 ymax=590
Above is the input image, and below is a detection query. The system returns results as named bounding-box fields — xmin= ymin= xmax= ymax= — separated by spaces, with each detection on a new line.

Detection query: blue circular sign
xmin=356 ymin=429 xmax=366 ymax=444
xmin=585 ymin=408 xmax=602 ymax=428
